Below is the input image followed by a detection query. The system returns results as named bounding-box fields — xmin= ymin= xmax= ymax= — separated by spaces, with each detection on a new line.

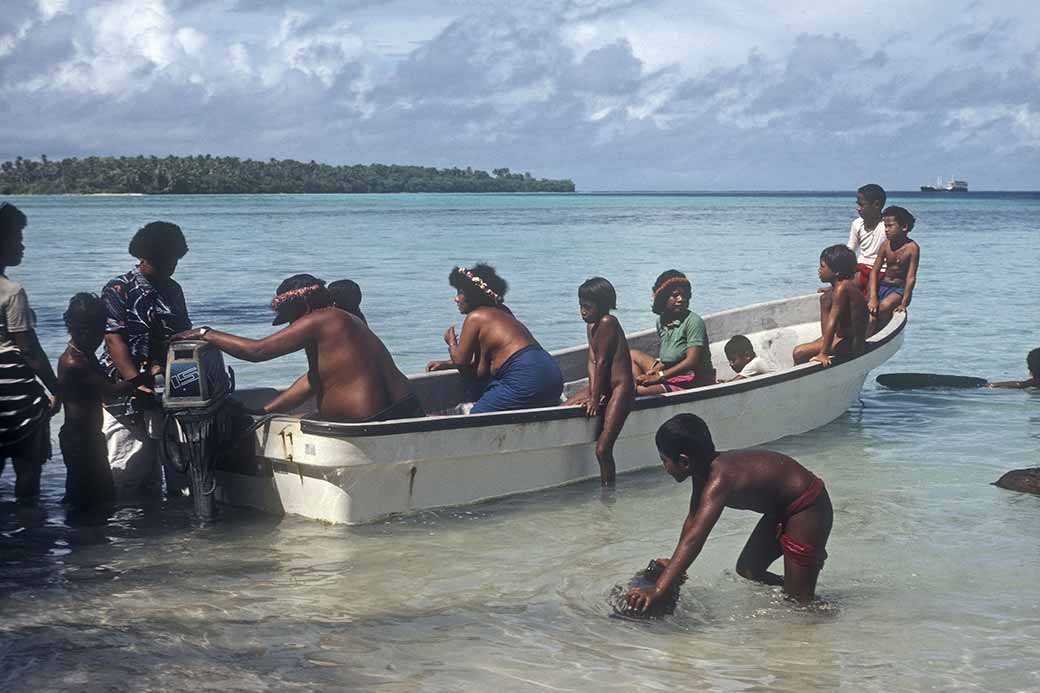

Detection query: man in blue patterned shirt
xmin=100 ymin=222 xmax=191 ymax=496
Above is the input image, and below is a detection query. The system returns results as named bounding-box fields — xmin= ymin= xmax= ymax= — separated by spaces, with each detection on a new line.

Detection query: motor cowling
xmin=159 ymin=339 xmax=235 ymax=521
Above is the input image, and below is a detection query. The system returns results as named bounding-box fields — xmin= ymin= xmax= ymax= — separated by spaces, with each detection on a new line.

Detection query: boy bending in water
xmin=564 ymin=277 xmax=635 ymax=486
xmin=793 ymin=245 xmax=868 ymax=367
xmin=626 ymin=414 xmax=832 ymax=609
xmin=58 ymin=293 xmax=150 ymax=508
xmin=868 ymin=206 xmax=920 ymax=333
xmin=987 ymin=348 xmax=1040 ymax=389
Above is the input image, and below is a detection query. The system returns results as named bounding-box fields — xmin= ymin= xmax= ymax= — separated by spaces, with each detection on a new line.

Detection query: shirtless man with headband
xmin=175 ymin=274 xmax=423 ymax=422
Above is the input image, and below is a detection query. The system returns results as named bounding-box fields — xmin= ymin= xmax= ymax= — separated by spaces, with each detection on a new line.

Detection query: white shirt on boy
xmin=847 ymin=217 xmax=886 ymax=267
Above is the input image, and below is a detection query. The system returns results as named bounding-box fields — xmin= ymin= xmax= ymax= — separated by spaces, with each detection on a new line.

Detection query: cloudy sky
xmin=2 ymin=0 xmax=1038 ymax=189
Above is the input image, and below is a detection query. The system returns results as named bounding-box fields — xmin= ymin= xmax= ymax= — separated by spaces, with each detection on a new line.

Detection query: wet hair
xmin=724 ymin=335 xmax=755 ymax=360
xmin=820 ymin=244 xmax=857 ymax=280
xmin=449 ymin=263 xmax=508 ymax=309
xmin=1028 ymin=348 xmax=1040 ymax=377
xmin=857 ymin=183 xmax=886 ymax=208
xmin=128 ymin=221 xmax=188 ymax=263
xmin=63 ymin=292 xmax=107 ymax=333
xmin=578 ymin=276 xmax=617 ymax=312
xmin=882 ymin=206 xmax=916 ymax=233
xmin=0 ymin=202 xmax=27 ymax=244
xmin=328 ymin=279 xmax=366 ymax=324
xmin=655 ymin=414 xmax=717 ymax=468
xmin=271 ymin=273 xmax=333 ymax=324
xmin=651 ymin=269 xmax=691 ymax=315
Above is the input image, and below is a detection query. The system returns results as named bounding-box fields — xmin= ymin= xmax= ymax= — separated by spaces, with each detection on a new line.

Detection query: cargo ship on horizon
xmin=921 ymin=176 xmax=968 ymax=192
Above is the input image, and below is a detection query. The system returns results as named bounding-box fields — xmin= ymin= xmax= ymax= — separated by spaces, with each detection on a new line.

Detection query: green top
xmin=657 ymin=311 xmax=713 ymax=373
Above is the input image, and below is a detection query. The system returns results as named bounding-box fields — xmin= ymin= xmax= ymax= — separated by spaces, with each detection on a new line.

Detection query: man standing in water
xmin=175 ymin=274 xmax=423 ymax=422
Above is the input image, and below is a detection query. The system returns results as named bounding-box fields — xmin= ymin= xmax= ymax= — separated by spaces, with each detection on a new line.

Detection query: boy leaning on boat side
xmin=868 ymin=206 xmax=920 ymax=334
xmin=625 ymin=414 xmax=832 ymax=609
xmin=793 ymin=245 xmax=868 ymax=368
xmin=562 ymin=277 xmax=635 ymax=487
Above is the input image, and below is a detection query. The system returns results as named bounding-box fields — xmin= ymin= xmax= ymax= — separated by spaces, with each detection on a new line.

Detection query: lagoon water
xmin=2 ymin=192 xmax=1039 ymax=691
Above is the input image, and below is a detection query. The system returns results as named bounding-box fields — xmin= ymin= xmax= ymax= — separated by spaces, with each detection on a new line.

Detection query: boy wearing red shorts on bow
xmin=847 ymin=183 xmax=887 ymax=294
xmin=626 ymin=414 xmax=833 ymax=608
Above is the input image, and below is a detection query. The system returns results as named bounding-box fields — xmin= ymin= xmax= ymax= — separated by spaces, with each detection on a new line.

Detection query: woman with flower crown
xmin=175 ymin=274 xmax=423 ymax=422
xmin=427 ymin=264 xmax=563 ymax=413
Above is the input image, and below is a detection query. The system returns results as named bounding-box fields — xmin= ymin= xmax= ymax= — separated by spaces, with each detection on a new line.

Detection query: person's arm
xmin=177 ymin=318 xmax=314 ymax=363
xmin=987 ymin=377 xmax=1040 ymax=389
xmin=847 ymin=221 xmax=859 ymax=252
xmin=447 ymin=315 xmax=481 ymax=369
xmin=264 ymin=373 xmax=313 ymax=413
xmin=867 ymin=245 xmax=887 ymax=315
xmin=12 ymin=331 xmax=60 ymax=397
xmin=896 ymin=245 xmax=920 ymax=311
xmin=626 ymin=478 xmax=727 ymax=612
xmin=61 ymin=357 xmax=149 ymax=400
xmin=586 ymin=322 xmax=618 ymax=416
xmin=813 ymin=288 xmax=844 ymax=367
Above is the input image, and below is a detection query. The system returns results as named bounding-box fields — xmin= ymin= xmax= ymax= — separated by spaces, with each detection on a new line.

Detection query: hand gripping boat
xmin=216 ymin=293 xmax=905 ymax=524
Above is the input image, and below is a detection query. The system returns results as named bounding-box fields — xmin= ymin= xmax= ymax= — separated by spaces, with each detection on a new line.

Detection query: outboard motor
xmin=159 ymin=340 xmax=235 ymax=521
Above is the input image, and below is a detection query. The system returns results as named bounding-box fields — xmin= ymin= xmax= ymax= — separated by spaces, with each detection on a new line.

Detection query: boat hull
xmin=215 ymin=294 xmax=905 ymax=524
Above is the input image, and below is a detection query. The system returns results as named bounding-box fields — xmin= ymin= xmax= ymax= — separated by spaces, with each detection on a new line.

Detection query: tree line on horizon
xmin=0 ymin=155 xmax=576 ymax=195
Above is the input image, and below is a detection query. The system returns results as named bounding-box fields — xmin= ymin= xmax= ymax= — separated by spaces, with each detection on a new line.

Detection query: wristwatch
xmin=198 ymin=326 xmax=210 ymax=338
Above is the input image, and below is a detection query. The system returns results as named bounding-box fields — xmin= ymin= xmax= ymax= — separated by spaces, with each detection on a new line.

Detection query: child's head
xmin=651 ymin=270 xmax=691 ymax=316
xmin=655 ymin=413 xmax=717 ymax=482
xmin=129 ymin=221 xmax=188 ymax=278
xmin=449 ymin=263 xmax=507 ymax=313
xmin=63 ymin=292 xmax=108 ymax=352
xmin=882 ymin=206 xmax=915 ymax=240
xmin=856 ymin=184 xmax=886 ymax=223
xmin=578 ymin=276 xmax=616 ymax=323
xmin=1028 ymin=348 xmax=1040 ymax=378
xmin=818 ymin=244 xmax=857 ymax=282
xmin=724 ymin=335 xmax=756 ymax=374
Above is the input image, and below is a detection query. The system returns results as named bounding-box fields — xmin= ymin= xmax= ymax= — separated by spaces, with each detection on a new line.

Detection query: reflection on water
xmin=3 ymin=193 xmax=1040 ymax=690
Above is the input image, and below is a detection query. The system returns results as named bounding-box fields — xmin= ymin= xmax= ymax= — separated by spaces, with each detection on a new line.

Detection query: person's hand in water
xmin=625 ymin=585 xmax=661 ymax=613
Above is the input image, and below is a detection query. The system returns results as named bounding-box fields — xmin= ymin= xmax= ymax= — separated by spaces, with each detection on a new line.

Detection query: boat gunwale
xmin=293 ymin=303 xmax=905 ymax=439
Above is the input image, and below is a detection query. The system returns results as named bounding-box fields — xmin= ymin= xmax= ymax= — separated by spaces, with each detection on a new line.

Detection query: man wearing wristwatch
xmin=99 ymin=222 xmax=192 ymax=497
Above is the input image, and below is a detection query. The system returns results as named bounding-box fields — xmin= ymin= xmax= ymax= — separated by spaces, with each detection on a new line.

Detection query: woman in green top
xmin=630 ymin=270 xmax=715 ymax=395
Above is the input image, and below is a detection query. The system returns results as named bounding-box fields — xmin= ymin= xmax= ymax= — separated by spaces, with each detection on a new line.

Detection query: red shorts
xmin=855 ymin=263 xmax=884 ymax=296
xmin=775 ymin=476 xmax=828 ymax=568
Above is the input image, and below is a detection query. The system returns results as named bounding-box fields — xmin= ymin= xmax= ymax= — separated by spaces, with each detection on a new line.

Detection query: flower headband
xmin=270 ymin=284 xmax=323 ymax=311
xmin=457 ymin=266 xmax=502 ymax=304
xmin=652 ymin=276 xmax=691 ymax=299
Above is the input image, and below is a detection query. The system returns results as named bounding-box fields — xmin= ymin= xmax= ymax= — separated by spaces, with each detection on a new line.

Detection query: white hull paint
xmin=215 ymin=293 xmax=905 ymax=524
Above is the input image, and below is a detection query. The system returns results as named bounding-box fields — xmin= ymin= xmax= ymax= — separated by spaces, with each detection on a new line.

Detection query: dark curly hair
xmin=449 ymin=263 xmax=508 ymax=309
xmin=129 ymin=221 xmax=189 ymax=263
xmin=328 ymin=279 xmax=366 ymax=324
xmin=820 ymin=245 xmax=857 ymax=280
xmin=882 ymin=206 xmax=916 ymax=233
xmin=651 ymin=269 xmax=691 ymax=315
xmin=655 ymin=413 xmax=717 ymax=469
xmin=63 ymin=292 xmax=107 ymax=333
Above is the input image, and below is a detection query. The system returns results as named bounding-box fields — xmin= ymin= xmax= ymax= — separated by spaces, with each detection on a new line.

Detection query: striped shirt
xmin=0 ymin=275 xmax=48 ymax=447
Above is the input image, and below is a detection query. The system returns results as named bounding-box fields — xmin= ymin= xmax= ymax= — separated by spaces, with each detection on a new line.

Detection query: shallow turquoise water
xmin=2 ymin=192 xmax=1038 ymax=691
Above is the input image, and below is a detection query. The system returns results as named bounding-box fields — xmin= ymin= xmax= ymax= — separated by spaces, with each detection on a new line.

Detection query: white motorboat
xmin=215 ymin=293 xmax=906 ymax=524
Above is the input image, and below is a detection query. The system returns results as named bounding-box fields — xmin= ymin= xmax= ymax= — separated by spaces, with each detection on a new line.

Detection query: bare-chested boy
xmin=563 ymin=277 xmax=634 ymax=486
xmin=868 ymin=205 xmax=920 ymax=333
xmin=175 ymin=274 xmax=423 ymax=422
xmin=793 ymin=245 xmax=869 ymax=367
xmin=58 ymin=293 xmax=150 ymax=508
xmin=625 ymin=414 xmax=832 ymax=609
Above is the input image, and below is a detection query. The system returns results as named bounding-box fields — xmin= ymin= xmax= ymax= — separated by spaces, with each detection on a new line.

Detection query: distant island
xmin=0 ymin=155 xmax=575 ymax=194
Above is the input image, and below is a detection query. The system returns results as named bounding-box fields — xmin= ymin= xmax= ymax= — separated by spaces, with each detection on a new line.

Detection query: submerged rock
xmin=993 ymin=468 xmax=1040 ymax=496
xmin=609 ymin=559 xmax=687 ymax=620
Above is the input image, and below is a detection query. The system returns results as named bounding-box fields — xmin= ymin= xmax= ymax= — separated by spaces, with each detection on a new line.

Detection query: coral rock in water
xmin=993 ymin=468 xmax=1040 ymax=496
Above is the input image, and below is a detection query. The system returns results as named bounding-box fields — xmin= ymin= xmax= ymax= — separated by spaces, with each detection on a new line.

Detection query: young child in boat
xmin=328 ymin=279 xmax=366 ymax=324
xmin=563 ymin=277 xmax=635 ymax=486
xmin=986 ymin=348 xmax=1040 ymax=389
xmin=868 ymin=206 xmax=920 ymax=333
xmin=625 ymin=414 xmax=832 ymax=609
xmin=629 ymin=270 xmax=715 ymax=393
xmin=847 ymin=183 xmax=887 ymax=293
xmin=720 ymin=335 xmax=773 ymax=382
xmin=793 ymin=245 xmax=868 ymax=367
xmin=57 ymin=293 xmax=150 ymax=508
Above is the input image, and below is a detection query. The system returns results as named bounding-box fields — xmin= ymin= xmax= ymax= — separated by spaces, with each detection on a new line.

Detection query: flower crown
xmin=271 ymin=284 xmax=322 ymax=311
xmin=652 ymin=275 xmax=691 ymax=299
xmin=457 ymin=266 xmax=502 ymax=304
